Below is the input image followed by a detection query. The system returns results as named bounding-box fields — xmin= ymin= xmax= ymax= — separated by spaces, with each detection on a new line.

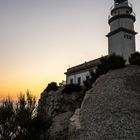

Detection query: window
xmin=124 ymin=34 xmax=132 ymax=40
xmin=70 ymin=79 xmax=73 ymax=84
xmin=77 ymin=77 xmax=81 ymax=85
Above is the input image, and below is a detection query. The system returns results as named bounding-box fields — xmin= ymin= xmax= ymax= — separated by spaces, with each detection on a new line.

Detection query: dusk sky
xmin=0 ymin=0 xmax=140 ymax=99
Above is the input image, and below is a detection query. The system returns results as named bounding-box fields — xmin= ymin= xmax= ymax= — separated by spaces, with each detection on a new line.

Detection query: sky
xmin=0 ymin=0 xmax=140 ymax=100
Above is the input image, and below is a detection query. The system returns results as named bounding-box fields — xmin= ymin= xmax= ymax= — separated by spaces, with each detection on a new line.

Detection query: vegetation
xmin=96 ymin=54 xmax=126 ymax=76
xmin=129 ymin=52 xmax=140 ymax=66
xmin=83 ymin=70 xmax=97 ymax=91
xmin=84 ymin=54 xmax=126 ymax=90
xmin=44 ymin=82 xmax=58 ymax=93
xmin=0 ymin=91 xmax=50 ymax=140
xmin=62 ymin=84 xmax=82 ymax=94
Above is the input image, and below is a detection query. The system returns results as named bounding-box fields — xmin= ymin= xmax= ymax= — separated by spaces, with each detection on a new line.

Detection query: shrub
xmin=129 ymin=52 xmax=140 ymax=66
xmin=83 ymin=54 xmax=126 ymax=91
xmin=44 ymin=82 xmax=58 ymax=93
xmin=0 ymin=91 xmax=51 ymax=140
xmin=96 ymin=54 xmax=126 ymax=76
xmin=62 ymin=84 xmax=82 ymax=94
xmin=0 ymin=97 xmax=15 ymax=140
xmin=83 ymin=70 xmax=97 ymax=91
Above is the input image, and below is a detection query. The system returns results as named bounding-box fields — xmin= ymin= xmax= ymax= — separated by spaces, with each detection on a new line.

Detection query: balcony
xmin=108 ymin=11 xmax=136 ymax=20
xmin=110 ymin=2 xmax=133 ymax=11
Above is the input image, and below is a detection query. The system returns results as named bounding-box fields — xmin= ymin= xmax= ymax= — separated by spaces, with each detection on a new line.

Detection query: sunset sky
xmin=0 ymin=0 xmax=140 ymax=100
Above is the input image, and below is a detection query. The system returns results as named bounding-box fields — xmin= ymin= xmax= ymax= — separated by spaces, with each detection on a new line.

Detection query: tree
xmin=129 ymin=52 xmax=140 ymax=66
xmin=96 ymin=54 xmax=126 ymax=76
xmin=62 ymin=84 xmax=82 ymax=94
xmin=0 ymin=91 xmax=50 ymax=140
xmin=0 ymin=97 xmax=16 ymax=140
xmin=44 ymin=82 xmax=58 ymax=93
xmin=14 ymin=91 xmax=36 ymax=139
xmin=83 ymin=70 xmax=97 ymax=91
xmin=83 ymin=54 xmax=126 ymax=91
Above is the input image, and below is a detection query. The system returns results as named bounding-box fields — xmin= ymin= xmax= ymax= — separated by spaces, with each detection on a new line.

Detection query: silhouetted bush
xmin=83 ymin=54 xmax=126 ymax=91
xmin=44 ymin=82 xmax=58 ymax=93
xmin=96 ymin=54 xmax=126 ymax=76
xmin=0 ymin=98 xmax=15 ymax=140
xmin=83 ymin=70 xmax=97 ymax=91
xmin=0 ymin=91 xmax=51 ymax=140
xmin=14 ymin=115 xmax=51 ymax=140
xmin=129 ymin=52 xmax=140 ymax=66
xmin=62 ymin=84 xmax=82 ymax=94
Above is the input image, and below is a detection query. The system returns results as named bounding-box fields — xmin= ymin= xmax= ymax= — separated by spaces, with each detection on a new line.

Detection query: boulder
xmin=48 ymin=111 xmax=73 ymax=140
xmin=71 ymin=65 xmax=140 ymax=140
xmin=38 ymin=86 xmax=84 ymax=140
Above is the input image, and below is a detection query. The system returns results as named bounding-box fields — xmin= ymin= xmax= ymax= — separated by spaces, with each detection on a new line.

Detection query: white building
xmin=107 ymin=0 xmax=137 ymax=63
xmin=65 ymin=58 xmax=100 ymax=85
xmin=65 ymin=0 xmax=137 ymax=85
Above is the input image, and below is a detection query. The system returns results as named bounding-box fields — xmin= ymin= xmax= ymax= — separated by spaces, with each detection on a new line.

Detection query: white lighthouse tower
xmin=107 ymin=0 xmax=137 ymax=62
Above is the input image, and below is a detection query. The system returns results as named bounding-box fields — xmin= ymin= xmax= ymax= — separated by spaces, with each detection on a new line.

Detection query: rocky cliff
xmin=72 ymin=65 xmax=140 ymax=140
xmin=38 ymin=65 xmax=140 ymax=140
xmin=38 ymin=86 xmax=84 ymax=140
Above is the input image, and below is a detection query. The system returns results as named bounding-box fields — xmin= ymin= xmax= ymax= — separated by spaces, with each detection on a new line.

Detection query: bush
xmin=129 ymin=52 xmax=140 ymax=66
xmin=0 ymin=98 xmax=15 ymax=140
xmin=0 ymin=91 xmax=51 ymax=140
xmin=83 ymin=54 xmax=126 ymax=91
xmin=44 ymin=82 xmax=58 ymax=93
xmin=62 ymin=84 xmax=82 ymax=94
xmin=83 ymin=70 xmax=97 ymax=91
xmin=96 ymin=54 xmax=126 ymax=76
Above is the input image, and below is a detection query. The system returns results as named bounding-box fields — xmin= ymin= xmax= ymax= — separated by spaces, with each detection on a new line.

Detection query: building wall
xmin=110 ymin=5 xmax=134 ymax=31
xmin=67 ymin=71 xmax=90 ymax=86
xmin=112 ymin=7 xmax=131 ymax=17
xmin=66 ymin=66 xmax=97 ymax=86
xmin=108 ymin=31 xmax=135 ymax=62
xmin=110 ymin=18 xmax=134 ymax=31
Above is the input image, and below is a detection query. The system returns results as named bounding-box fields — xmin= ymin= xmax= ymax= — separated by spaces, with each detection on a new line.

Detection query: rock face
xmin=48 ymin=111 xmax=73 ymax=140
xmin=38 ymin=66 xmax=140 ymax=140
xmin=72 ymin=65 xmax=140 ymax=140
xmin=38 ymin=87 xmax=84 ymax=140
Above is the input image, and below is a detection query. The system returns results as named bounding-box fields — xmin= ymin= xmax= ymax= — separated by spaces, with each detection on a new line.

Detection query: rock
xmin=38 ymin=86 xmax=84 ymax=140
xmin=48 ymin=111 xmax=73 ymax=140
xmin=38 ymin=86 xmax=84 ymax=119
xmin=38 ymin=66 xmax=140 ymax=140
xmin=68 ymin=108 xmax=83 ymax=140
xmin=70 ymin=109 xmax=82 ymax=130
xmin=72 ymin=65 xmax=140 ymax=140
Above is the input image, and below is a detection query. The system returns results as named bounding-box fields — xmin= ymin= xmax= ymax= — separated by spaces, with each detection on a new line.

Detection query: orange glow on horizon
xmin=0 ymin=74 xmax=65 ymax=101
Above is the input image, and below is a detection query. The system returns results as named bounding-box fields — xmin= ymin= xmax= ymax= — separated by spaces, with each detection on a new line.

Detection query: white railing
xmin=110 ymin=2 xmax=133 ymax=11
xmin=108 ymin=11 xmax=136 ymax=20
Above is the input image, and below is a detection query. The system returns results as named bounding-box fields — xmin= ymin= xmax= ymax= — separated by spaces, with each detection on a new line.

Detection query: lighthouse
xmin=107 ymin=0 xmax=137 ymax=62
xmin=65 ymin=0 xmax=138 ymax=85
